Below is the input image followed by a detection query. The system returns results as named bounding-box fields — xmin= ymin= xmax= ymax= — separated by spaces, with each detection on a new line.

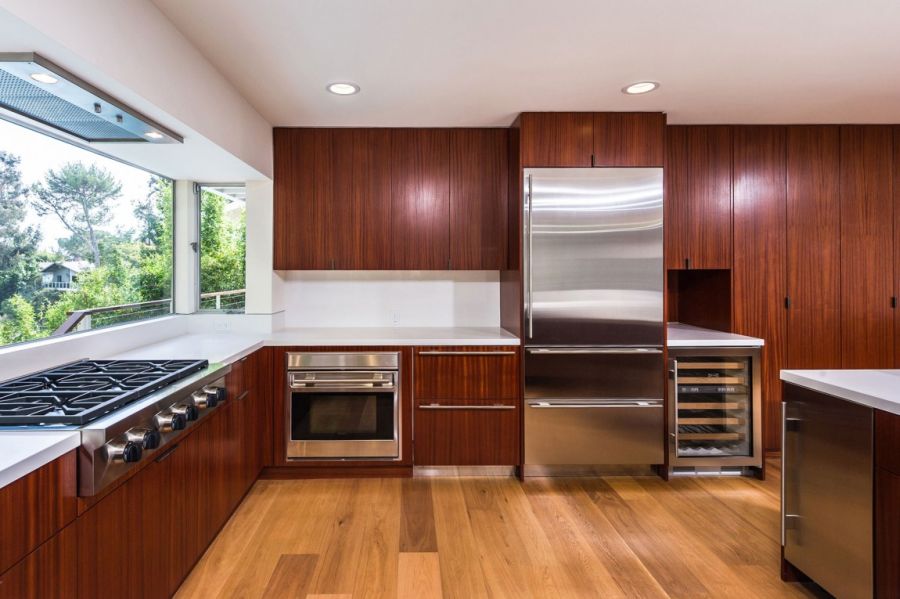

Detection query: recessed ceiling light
xmin=327 ymin=82 xmax=360 ymax=96
xmin=144 ymin=131 xmax=163 ymax=140
xmin=30 ymin=72 xmax=58 ymax=84
xmin=622 ymin=81 xmax=659 ymax=95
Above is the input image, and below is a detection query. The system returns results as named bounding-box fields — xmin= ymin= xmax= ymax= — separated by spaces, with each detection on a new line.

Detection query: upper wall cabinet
xmin=273 ymin=127 xmax=508 ymax=271
xmin=665 ymin=125 xmax=733 ymax=270
xmin=519 ymin=112 xmax=665 ymax=168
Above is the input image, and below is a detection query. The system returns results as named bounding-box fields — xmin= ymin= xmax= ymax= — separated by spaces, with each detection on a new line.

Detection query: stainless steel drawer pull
xmin=528 ymin=401 xmax=662 ymax=409
xmin=418 ymin=351 xmax=517 ymax=356
xmin=526 ymin=348 xmax=662 ymax=355
xmin=419 ymin=404 xmax=516 ymax=410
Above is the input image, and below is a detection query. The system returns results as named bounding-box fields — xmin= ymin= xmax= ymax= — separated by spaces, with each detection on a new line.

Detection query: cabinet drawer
xmin=0 ymin=523 xmax=77 ymax=599
xmin=414 ymin=346 xmax=519 ymax=401
xmin=414 ymin=401 xmax=519 ymax=466
xmin=0 ymin=452 xmax=76 ymax=574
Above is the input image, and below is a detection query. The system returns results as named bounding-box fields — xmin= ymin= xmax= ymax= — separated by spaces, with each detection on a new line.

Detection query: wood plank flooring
xmin=176 ymin=459 xmax=820 ymax=598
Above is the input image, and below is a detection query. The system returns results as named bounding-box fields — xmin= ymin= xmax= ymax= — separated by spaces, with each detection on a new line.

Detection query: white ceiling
xmin=152 ymin=0 xmax=900 ymax=127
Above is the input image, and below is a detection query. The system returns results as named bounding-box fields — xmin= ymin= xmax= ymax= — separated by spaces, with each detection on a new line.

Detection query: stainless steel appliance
xmin=286 ymin=352 xmax=400 ymax=460
xmin=523 ymin=168 xmax=665 ymax=473
xmin=0 ymin=359 xmax=229 ymax=495
xmin=782 ymin=387 xmax=873 ymax=599
xmin=668 ymin=347 xmax=763 ymax=474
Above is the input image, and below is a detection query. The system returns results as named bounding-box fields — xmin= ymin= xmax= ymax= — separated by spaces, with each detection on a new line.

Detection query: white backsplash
xmin=281 ymin=271 xmax=501 ymax=327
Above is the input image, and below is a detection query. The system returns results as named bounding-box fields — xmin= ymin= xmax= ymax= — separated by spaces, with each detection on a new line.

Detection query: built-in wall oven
xmin=286 ymin=352 xmax=400 ymax=460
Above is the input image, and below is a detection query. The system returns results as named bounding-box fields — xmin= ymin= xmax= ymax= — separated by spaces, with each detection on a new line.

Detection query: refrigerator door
xmin=524 ymin=168 xmax=663 ymax=347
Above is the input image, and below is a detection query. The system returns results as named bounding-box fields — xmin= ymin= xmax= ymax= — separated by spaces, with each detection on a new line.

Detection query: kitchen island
xmin=780 ymin=369 xmax=900 ymax=598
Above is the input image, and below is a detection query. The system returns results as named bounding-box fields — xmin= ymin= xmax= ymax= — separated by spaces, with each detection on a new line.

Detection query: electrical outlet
xmin=391 ymin=311 xmax=400 ymax=327
xmin=214 ymin=320 xmax=230 ymax=332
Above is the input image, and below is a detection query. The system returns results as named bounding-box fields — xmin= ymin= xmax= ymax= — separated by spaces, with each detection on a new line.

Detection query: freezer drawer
xmin=524 ymin=347 xmax=664 ymax=400
xmin=525 ymin=398 xmax=664 ymax=466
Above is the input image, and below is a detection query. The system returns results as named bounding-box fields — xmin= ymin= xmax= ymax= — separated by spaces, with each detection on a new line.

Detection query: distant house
xmin=40 ymin=261 xmax=92 ymax=290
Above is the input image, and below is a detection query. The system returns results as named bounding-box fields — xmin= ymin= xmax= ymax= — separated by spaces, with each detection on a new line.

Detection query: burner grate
xmin=0 ymin=359 xmax=209 ymax=426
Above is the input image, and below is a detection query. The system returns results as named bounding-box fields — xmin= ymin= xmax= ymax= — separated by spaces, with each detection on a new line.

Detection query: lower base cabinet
xmin=414 ymin=402 xmax=519 ymax=465
xmin=0 ymin=524 xmax=77 ymax=599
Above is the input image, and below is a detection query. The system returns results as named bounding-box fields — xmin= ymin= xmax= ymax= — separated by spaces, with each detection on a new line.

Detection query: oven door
xmin=287 ymin=371 xmax=399 ymax=459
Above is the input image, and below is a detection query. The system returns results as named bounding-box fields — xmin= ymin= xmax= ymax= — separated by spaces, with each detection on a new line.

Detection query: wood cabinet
xmin=785 ymin=126 xmax=842 ymax=369
xmin=413 ymin=347 xmax=520 ymax=466
xmin=273 ymin=128 xmax=509 ymax=270
xmin=519 ymin=112 xmax=593 ymax=167
xmin=0 ymin=452 xmax=76 ymax=575
xmin=665 ymin=125 xmax=733 ymax=270
xmin=895 ymin=126 xmax=900 ymax=369
xmin=840 ymin=126 xmax=894 ymax=368
xmin=450 ymin=128 xmax=508 ymax=269
xmin=592 ymin=112 xmax=665 ymax=167
xmin=732 ymin=126 xmax=787 ymax=453
xmin=391 ymin=128 xmax=451 ymax=269
xmin=875 ymin=410 xmax=900 ymax=596
xmin=0 ymin=523 xmax=76 ymax=599
xmin=519 ymin=112 xmax=665 ymax=168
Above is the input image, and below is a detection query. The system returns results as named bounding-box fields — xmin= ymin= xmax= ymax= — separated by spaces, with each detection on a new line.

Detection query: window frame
xmin=194 ymin=182 xmax=247 ymax=314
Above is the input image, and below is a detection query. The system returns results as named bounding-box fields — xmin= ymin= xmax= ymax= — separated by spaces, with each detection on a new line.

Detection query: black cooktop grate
xmin=0 ymin=359 xmax=209 ymax=426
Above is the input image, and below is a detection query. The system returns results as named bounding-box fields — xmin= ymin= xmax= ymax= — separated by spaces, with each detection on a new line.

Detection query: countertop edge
xmin=0 ymin=432 xmax=81 ymax=490
xmin=781 ymin=371 xmax=900 ymax=416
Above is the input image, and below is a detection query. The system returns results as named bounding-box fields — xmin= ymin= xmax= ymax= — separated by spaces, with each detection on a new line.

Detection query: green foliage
xmin=200 ymin=191 xmax=246 ymax=297
xmin=0 ymin=294 xmax=38 ymax=345
xmin=0 ymin=151 xmax=42 ymax=300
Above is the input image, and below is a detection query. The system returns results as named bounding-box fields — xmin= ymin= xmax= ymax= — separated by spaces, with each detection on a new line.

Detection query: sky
xmin=0 ymin=117 xmax=159 ymax=253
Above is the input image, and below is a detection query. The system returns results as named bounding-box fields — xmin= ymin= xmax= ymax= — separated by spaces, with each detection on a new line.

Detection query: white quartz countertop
xmin=781 ymin=369 xmax=900 ymax=416
xmin=112 ymin=333 xmax=267 ymax=364
xmin=0 ymin=431 xmax=81 ymax=490
xmin=667 ymin=323 xmax=765 ymax=348
xmin=266 ymin=326 xmax=520 ymax=347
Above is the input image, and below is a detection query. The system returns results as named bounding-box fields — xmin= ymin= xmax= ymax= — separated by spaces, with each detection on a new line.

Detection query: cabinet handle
xmin=154 ymin=443 xmax=180 ymax=463
xmin=417 ymin=351 xmax=517 ymax=356
xmin=892 ymin=297 xmax=897 ymax=309
xmin=684 ymin=257 xmax=691 ymax=270
xmin=591 ymin=153 xmax=596 ymax=167
xmin=784 ymin=297 xmax=791 ymax=310
xmin=419 ymin=403 xmax=515 ymax=410
xmin=237 ymin=390 xmax=250 ymax=402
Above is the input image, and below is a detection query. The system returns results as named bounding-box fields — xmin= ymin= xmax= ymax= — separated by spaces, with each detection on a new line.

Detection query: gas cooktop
xmin=0 ymin=359 xmax=209 ymax=426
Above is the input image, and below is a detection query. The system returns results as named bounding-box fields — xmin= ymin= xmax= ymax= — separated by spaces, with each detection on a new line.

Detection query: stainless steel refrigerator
xmin=523 ymin=167 xmax=665 ymax=474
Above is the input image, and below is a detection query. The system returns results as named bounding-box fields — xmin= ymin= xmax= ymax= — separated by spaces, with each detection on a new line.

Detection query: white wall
xmin=244 ymin=181 xmax=284 ymax=314
xmin=281 ymin=271 xmax=501 ymax=328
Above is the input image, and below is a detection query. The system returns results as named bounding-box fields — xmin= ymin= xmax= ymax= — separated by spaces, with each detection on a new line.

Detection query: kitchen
xmin=0 ymin=1 xmax=898 ymax=598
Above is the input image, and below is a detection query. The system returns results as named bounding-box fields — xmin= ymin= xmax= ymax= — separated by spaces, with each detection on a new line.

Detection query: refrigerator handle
xmin=526 ymin=174 xmax=534 ymax=339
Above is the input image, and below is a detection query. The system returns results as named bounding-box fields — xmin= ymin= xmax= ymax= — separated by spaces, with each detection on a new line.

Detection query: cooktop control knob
xmin=203 ymin=385 xmax=226 ymax=404
xmin=171 ymin=403 xmax=198 ymax=422
xmin=155 ymin=411 xmax=186 ymax=432
xmin=192 ymin=390 xmax=213 ymax=409
xmin=126 ymin=427 xmax=161 ymax=450
xmin=107 ymin=440 xmax=142 ymax=463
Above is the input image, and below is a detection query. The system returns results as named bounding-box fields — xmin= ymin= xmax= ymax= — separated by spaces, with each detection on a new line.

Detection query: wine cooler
xmin=668 ymin=347 xmax=762 ymax=474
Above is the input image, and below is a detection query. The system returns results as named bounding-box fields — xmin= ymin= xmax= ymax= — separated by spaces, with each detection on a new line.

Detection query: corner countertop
xmin=781 ymin=369 xmax=900 ymax=416
xmin=667 ymin=323 xmax=765 ymax=348
xmin=0 ymin=431 xmax=81 ymax=490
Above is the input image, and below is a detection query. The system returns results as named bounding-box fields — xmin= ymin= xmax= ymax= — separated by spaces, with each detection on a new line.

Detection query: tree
xmin=31 ymin=162 xmax=121 ymax=266
xmin=0 ymin=151 xmax=41 ymax=302
xmin=0 ymin=294 xmax=38 ymax=344
xmin=199 ymin=190 xmax=245 ymax=306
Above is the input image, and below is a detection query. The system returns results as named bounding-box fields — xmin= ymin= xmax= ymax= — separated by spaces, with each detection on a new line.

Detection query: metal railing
xmin=199 ymin=288 xmax=246 ymax=312
xmin=51 ymin=289 xmax=247 ymax=337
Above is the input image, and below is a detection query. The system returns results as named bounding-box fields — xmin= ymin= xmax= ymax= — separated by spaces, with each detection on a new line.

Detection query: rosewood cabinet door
xmin=840 ymin=126 xmax=894 ymax=369
xmin=785 ymin=126 xmax=841 ymax=369
xmin=391 ymin=129 xmax=450 ymax=269
xmin=732 ymin=126 xmax=787 ymax=453
xmin=895 ymin=126 xmax=900 ymax=369
xmin=519 ymin=112 xmax=593 ymax=167
xmin=273 ymin=128 xmax=330 ymax=269
xmin=664 ymin=126 xmax=733 ymax=270
xmin=414 ymin=402 xmax=519 ymax=466
xmin=449 ymin=128 xmax=508 ymax=270
xmin=592 ymin=112 xmax=665 ymax=167
xmin=0 ymin=524 xmax=76 ymax=599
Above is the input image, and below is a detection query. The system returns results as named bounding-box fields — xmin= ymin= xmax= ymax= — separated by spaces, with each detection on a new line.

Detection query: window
xmin=0 ymin=117 xmax=173 ymax=347
xmin=198 ymin=184 xmax=245 ymax=312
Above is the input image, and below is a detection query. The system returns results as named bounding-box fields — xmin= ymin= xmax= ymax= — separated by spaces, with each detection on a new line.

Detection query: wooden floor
xmin=176 ymin=459 xmax=821 ymax=598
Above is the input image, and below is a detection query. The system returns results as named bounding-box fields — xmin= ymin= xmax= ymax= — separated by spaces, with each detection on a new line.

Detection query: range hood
xmin=0 ymin=52 xmax=182 ymax=144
